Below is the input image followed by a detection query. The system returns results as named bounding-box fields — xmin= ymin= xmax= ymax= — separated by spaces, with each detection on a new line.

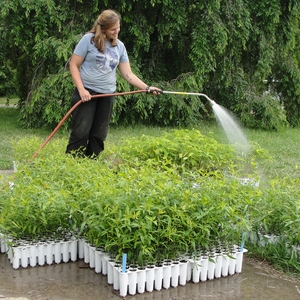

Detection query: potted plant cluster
xmin=1 ymin=129 xmax=297 ymax=294
xmin=247 ymin=176 xmax=300 ymax=271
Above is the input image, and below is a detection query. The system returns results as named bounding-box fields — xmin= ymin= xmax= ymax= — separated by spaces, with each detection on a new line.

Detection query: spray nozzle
xmin=209 ymin=99 xmax=216 ymax=106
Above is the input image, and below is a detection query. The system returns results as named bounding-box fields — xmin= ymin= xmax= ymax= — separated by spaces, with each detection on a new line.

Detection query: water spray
xmin=162 ymin=90 xmax=250 ymax=153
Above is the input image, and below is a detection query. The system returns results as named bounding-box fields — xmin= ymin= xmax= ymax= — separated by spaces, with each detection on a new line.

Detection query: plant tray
xmin=0 ymin=236 xmax=247 ymax=297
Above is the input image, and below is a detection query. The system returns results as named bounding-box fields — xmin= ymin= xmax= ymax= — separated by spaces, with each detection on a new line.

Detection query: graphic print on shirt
xmin=96 ymin=48 xmax=119 ymax=74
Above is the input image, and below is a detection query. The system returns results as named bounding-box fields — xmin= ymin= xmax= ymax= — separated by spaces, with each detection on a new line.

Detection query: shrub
xmin=237 ymin=94 xmax=288 ymax=131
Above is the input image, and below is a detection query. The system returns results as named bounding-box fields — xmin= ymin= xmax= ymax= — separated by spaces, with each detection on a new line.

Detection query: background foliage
xmin=0 ymin=0 xmax=300 ymax=129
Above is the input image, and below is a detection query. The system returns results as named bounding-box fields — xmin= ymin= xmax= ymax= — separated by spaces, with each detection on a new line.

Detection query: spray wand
xmin=162 ymin=91 xmax=216 ymax=106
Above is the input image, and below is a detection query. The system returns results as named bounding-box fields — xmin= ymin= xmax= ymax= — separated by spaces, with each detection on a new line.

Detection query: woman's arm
xmin=118 ymin=62 xmax=148 ymax=90
xmin=118 ymin=62 xmax=161 ymax=93
xmin=69 ymin=54 xmax=91 ymax=101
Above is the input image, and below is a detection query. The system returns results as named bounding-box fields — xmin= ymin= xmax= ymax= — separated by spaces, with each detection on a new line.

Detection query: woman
xmin=66 ymin=9 xmax=160 ymax=158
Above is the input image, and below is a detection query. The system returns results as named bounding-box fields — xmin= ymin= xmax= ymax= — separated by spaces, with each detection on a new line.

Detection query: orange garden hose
xmin=31 ymin=90 xmax=147 ymax=159
xmin=31 ymin=89 xmax=217 ymax=159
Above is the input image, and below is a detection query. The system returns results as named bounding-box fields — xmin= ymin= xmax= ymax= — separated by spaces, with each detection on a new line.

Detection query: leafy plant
xmin=18 ymin=69 xmax=74 ymax=130
xmin=115 ymin=128 xmax=238 ymax=175
xmin=0 ymin=128 xmax=297 ymax=270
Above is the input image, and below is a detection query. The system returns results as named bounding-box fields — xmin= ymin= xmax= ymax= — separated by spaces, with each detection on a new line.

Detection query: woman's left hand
xmin=147 ymin=86 xmax=162 ymax=95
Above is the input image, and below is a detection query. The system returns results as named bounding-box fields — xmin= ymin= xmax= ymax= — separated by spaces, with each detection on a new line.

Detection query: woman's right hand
xmin=70 ymin=54 xmax=91 ymax=102
xmin=78 ymin=88 xmax=91 ymax=102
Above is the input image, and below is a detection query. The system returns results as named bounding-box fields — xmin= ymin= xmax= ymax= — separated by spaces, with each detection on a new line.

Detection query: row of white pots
xmin=247 ymin=231 xmax=279 ymax=246
xmin=77 ymin=239 xmax=247 ymax=297
xmin=290 ymin=245 xmax=300 ymax=259
xmin=0 ymin=235 xmax=246 ymax=297
xmin=0 ymin=235 xmax=78 ymax=269
xmin=247 ymin=231 xmax=300 ymax=259
xmin=112 ymin=252 xmax=246 ymax=297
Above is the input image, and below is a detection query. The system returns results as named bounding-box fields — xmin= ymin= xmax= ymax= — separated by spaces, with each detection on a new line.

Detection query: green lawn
xmin=0 ymin=107 xmax=299 ymax=182
xmin=0 ymin=108 xmax=54 ymax=169
xmin=0 ymin=97 xmax=18 ymax=105
xmin=246 ymin=128 xmax=300 ymax=180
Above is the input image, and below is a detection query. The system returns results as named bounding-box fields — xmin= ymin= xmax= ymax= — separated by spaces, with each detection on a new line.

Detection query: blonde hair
xmin=89 ymin=10 xmax=120 ymax=53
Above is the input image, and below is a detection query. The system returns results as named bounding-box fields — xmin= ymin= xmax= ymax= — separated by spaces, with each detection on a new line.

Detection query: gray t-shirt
xmin=74 ymin=32 xmax=129 ymax=93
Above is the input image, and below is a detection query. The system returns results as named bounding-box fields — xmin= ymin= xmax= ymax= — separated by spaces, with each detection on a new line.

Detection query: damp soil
xmin=0 ymin=254 xmax=299 ymax=300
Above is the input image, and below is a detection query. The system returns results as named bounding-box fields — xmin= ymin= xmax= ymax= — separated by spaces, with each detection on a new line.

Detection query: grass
xmin=0 ymin=107 xmax=299 ymax=181
xmin=245 ymin=128 xmax=300 ymax=180
xmin=0 ymin=108 xmax=59 ymax=169
xmin=0 ymin=97 xmax=18 ymax=105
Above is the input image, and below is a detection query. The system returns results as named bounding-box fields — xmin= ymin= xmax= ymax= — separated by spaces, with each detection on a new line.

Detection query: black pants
xmin=66 ymin=88 xmax=115 ymax=158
